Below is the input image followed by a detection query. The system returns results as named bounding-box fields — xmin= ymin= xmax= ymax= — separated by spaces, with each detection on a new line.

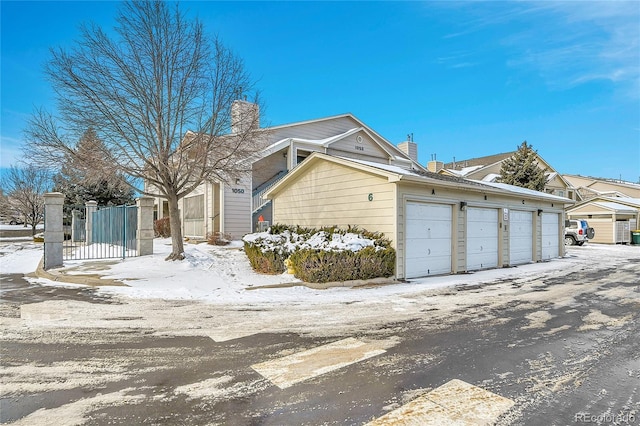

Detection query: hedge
xmin=242 ymin=225 xmax=395 ymax=282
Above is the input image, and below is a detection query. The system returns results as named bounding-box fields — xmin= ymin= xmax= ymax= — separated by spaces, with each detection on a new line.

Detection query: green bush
xmin=289 ymin=246 xmax=395 ymax=283
xmin=242 ymin=224 xmax=395 ymax=282
xmin=243 ymin=241 xmax=287 ymax=274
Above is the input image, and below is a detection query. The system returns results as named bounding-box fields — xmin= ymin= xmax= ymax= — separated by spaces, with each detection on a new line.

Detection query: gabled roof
xmin=261 ymin=113 xmax=416 ymax=165
xmin=443 ymin=149 xmax=571 ymax=188
xmin=567 ymin=201 xmax=638 ymax=214
xmin=563 ymin=174 xmax=640 ymax=190
xmin=444 ymin=152 xmax=514 ymax=171
xmin=567 ymin=196 xmax=640 ymax=212
xmin=265 ymin=152 xmax=574 ymax=204
xmin=260 ymin=126 xmax=412 ymax=167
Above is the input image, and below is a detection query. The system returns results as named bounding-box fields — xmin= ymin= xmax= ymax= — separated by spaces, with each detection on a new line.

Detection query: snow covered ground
xmin=1 ymin=237 xmax=637 ymax=307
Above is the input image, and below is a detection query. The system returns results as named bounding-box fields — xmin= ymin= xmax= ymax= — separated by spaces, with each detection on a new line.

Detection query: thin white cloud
xmin=433 ymin=1 xmax=640 ymax=96
xmin=0 ymin=137 xmax=26 ymax=168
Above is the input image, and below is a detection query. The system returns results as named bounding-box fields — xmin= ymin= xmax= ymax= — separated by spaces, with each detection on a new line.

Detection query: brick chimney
xmin=231 ymin=100 xmax=259 ymax=134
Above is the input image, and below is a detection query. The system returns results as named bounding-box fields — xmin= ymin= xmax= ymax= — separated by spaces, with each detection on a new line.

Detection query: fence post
xmin=137 ymin=197 xmax=154 ymax=256
xmin=71 ymin=210 xmax=80 ymax=242
xmin=85 ymin=200 xmax=98 ymax=244
xmin=43 ymin=192 xmax=64 ymax=270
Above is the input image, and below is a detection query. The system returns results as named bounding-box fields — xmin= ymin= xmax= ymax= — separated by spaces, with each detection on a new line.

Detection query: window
xmin=184 ymin=195 xmax=204 ymax=220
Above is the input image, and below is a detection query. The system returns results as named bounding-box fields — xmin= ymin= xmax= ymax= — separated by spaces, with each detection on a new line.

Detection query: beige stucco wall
xmin=271 ymin=160 xmax=397 ymax=245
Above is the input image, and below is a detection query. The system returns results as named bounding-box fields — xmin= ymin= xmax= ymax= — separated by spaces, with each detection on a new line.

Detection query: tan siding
xmin=567 ymin=204 xmax=612 ymax=215
xmin=456 ymin=210 xmax=465 ymax=272
xmin=253 ymin=154 xmax=287 ymax=189
xmin=466 ymin=163 xmax=502 ymax=179
xmin=501 ymin=212 xmax=508 ymax=266
xmin=326 ymin=133 xmax=389 ymax=161
xmin=589 ymin=182 xmax=640 ymax=198
xmin=586 ymin=218 xmax=614 ymax=244
xmin=269 ymin=116 xmax=360 ymax=141
xmin=272 ymin=161 xmax=396 ymax=244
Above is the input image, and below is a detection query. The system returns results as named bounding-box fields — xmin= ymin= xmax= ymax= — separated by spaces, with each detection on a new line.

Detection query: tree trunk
xmin=165 ymin=191 xmax=185 ymax=261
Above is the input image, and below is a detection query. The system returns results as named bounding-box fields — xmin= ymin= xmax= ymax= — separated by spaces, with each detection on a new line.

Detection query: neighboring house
xmin=566 ymin=196 xmax=640 ymax=244
xmin=149 ymin=100 xmax=425 ymax=239
xmin=433 ymin=152 xmax=576 ymax=200
xmin=562 ymin=175 xmax=640 ymax=201
xmin=264 ymin=152 xmax=573 ymax=280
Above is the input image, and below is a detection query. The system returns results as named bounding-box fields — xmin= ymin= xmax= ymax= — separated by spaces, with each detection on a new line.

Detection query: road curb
xmin=33 ymin=257 xmax=128 ymax=287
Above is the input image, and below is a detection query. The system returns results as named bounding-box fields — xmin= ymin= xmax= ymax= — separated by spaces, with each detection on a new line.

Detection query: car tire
xmin=577 ymin=241 xmax=585 ymax=246
xmin=564 ymin=235 xmax=576 ymax=246
xmin=9 ymin=220 xmax=17 ymax=225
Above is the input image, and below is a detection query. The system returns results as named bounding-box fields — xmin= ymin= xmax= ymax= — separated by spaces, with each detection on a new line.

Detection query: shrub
xmin=154 ymin=217 xmax=171 ymax=238
xmin=207 ymin=231 xmax=231 ymax=246
xmin=243 ymin=241 xmax=287 ymax=274
xmin=242 ymin=224 xmax=395 ymax=282
xmin=289 ymin=246 xmax=395 ymax=283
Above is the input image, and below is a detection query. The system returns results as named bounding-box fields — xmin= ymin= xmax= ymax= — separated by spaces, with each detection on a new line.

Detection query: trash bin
xmin=632 ymin=230 xmax=640 ymax=245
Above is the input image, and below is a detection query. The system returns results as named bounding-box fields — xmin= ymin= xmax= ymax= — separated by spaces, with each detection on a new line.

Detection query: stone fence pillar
xmin=136 ymin=197 xmax=154 ymax=256
xmin=85 ymin=200 xmax=98 ymax=245
xmin=43 ymin=192 xmax=64 ymax=270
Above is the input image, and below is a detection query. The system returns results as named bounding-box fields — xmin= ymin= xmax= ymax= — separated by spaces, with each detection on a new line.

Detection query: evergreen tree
xmin=500 ymin=141 xmax=548 ymax=191
xmin=53 ymin=128 xmax=135 ymax=209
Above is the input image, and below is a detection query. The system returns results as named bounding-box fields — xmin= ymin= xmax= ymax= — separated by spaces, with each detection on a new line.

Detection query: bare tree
xmin=1 ymin=165 xmax=50 ymax=235
xmin=24 ymin=1 xmax=264 ymax=260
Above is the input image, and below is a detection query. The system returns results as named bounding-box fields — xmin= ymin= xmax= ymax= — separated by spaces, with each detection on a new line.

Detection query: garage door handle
xmin=427 ymin=249 xmax=431 ymax=255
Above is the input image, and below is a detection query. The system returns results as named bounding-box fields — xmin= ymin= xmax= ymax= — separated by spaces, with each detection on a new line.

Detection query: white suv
xmin=565 ymin=219 xmax=595 ymax=246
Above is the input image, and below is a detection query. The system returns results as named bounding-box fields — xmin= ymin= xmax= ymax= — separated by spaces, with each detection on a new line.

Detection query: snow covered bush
xmin=242 ymin=225 xmax=395 ymax=281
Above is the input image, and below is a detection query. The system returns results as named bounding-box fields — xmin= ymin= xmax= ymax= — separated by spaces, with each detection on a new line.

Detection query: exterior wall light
xmin=537 ymin=209 xmax=543 ymax=216
xmin=460 ymin=201 xmax=467 ymax=211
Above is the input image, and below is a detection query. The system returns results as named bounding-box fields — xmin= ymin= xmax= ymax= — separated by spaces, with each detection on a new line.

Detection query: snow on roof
xmin=470 ymin=180 xmax=573 ymax=202
xmin=590 ymin=202 xmax=638 ymax=213
xmin=450 ymin=165 xmax=484 ymax=176
xmin=600 ymin=196 xmax=640 ymax=207
xmin=345 ymin=157 xmax=569 ymax=201
xmin=261 ymin=128 xmax=361 ymax=154
xmin=482 ymin=173 xmax=501 ymax=182
xmin=339 ymin=157 xmax=425 ymax=177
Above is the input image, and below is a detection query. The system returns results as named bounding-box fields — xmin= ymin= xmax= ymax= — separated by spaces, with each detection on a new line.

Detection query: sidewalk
xmin=33 ymin=258 xmax=128 ymax=287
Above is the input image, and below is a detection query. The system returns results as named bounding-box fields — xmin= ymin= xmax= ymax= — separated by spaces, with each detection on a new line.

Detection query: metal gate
xmin=63 ymin=204 xmax=138 ymax=260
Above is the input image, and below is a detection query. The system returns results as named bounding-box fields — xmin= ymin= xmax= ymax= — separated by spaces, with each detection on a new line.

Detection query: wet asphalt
xmin=1 ymin=252 xmax=639 ymax=425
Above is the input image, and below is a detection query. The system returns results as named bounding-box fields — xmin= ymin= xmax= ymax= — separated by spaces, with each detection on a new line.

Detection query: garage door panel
xmin=406 ymin=203 xmax=452 ymax=278
xmin=466 ymin=208 xmax=499 ymax=270
xmin=406 ymin=219 xmax=452 ymax=239
xmin=509 ymin=210 xmax=533 ymax=265
xmin=541 ymin=213 xmax=559 ymax=260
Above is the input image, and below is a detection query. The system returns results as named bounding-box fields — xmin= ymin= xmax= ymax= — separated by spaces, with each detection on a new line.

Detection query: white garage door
xmin=466 ymin=207 xmax=499 ymax=270
xmin=509 ymin=210 xmax=533 ymax=265
xmin=541 ymin=213 xmax=560 ymax=260
xmin=405 ymin=202 xmax=452 ymax=278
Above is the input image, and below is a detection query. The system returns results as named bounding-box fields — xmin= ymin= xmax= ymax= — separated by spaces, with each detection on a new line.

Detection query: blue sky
xmin=1 ymin=1 xmax=639 ymax=182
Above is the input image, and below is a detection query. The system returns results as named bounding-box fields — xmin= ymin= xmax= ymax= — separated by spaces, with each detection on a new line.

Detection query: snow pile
xmin=242 ymin=229 xmax=377 ymax=254
xmin=0 ymin=242 xmax=43 ymax=273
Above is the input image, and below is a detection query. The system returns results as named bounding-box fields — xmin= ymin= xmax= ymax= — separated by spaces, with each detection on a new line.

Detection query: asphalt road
xmin=1 ymin=247 xmax=639 ymax=425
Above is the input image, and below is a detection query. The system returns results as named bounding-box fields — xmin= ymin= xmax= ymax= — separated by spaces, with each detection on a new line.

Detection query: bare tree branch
xmin=23 ymin=0 xmax=265 ymax=260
